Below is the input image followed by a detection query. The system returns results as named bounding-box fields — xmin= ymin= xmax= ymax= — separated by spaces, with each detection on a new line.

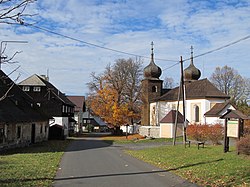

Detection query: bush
xmin=207 ymin=124 xmax=224 ymax=145
xmin=187 ymin=124 xmax=223 ymax=144
xmin=237 ymin=135 xmax=250 ymax=155
xmin=244 ymin=123 xmax=250 ymax=136
xmin=187 ymin=124 xmax=209 ymax=142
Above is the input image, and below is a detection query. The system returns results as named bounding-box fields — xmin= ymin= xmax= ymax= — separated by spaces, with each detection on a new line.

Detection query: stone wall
xmin=139 ymin=126 xmax=160 ymax=138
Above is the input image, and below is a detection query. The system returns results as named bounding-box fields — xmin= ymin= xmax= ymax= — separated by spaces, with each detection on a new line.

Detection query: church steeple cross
xmin=190 ymin=45 xmax=194 ymax=65
xmin=151 ymin=41 xmax=154 ymax=62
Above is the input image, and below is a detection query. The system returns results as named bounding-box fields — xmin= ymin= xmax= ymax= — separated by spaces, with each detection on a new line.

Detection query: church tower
xmin=184 ymin=46 xmax=201 ymax=82
xmin=141 ymin=42 xmax=163 ymax=126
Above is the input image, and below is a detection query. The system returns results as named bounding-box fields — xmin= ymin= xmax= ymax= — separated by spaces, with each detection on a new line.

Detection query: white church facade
xmin=140 ymin=44 xmax=234 ymax=138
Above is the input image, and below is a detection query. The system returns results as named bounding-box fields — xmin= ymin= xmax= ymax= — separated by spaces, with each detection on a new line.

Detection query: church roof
xmin=184 ymin=46 xmax=201 ymax=82
xmin=157 ymin=78 xmax=230 ymax=101
xmin=204 ymin=102 xmax=232 ymax=117
xmin=143 ymin=42 xmax=162 ymax=79
xmin=160 ymin=110 xmax=185 ymax=123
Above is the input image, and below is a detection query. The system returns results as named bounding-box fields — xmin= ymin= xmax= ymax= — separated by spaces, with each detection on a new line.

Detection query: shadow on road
xmin=65 ymin=139 xmax=115 ymax=152
xmin=0 ymin=133 xmax=115 ymax=155
xmin=0 ymin=158 xmax=223 ymax=184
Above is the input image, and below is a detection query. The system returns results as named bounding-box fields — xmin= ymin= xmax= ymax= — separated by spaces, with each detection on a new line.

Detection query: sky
xmin=1 ymin=0 xmax=250 ymax=96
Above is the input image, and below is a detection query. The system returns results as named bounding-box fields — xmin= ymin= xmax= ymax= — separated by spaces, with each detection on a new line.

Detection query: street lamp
xmin=0 ymin=40 xmax=28 ymax=70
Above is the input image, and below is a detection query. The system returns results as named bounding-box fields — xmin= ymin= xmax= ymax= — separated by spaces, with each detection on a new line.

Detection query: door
xmin=31 ymin=124 xmax=35 ymax=144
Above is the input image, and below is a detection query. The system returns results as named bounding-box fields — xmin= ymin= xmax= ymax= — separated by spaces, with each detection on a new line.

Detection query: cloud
xmin=1 ymin=0 xmax=250 ymax=95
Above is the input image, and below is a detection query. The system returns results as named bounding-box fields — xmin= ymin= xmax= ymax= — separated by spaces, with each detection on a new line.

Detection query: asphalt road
xmin=53 ymin=137 xmax=199 ymax=187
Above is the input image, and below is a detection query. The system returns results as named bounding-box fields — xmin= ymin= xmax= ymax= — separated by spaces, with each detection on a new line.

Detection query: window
xmin=23 ymin=86 xmax=30 ymax=92
xmin=17 ymin=126 xmax=21 ymax=139
xmin=152 ymin=86 xmax=157 ymax=92
xmin=40 ymin=125 xmax=43 ymax=133
xmin=194 ymin=105 xmax=200 ymax=122
xmin=33 ymin=86 xmax=41 ymax=92
xmin=37 ymin=103 xmax=41 ymax=107
xmin=0 ymin=127 xmax=4 ymax=143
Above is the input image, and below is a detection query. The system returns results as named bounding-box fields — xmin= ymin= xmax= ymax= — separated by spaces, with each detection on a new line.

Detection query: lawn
xmin=0 ymin=140 xmax=71 ymax=187
xmin=101 ymin=133 xmax=183 ymax=144
xmin=126 ymin=144 xmax=250 ymax=187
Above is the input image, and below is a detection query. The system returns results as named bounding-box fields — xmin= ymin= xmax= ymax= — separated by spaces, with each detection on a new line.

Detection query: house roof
xmin=157 ymin=78 xmax=230 ymax=102
xmin=19 ymin=74 xmax=46 ymax=86
xmin=0 ymin=70 xmax=51 ymax=123
xmin=220 ymin=109 xmax=249 ymax=120
xmin=160 ymin=110 xmax=185 ymax=123
xmin=19 ymin=74 xmax=74 ymax=106
xmin=204 ymin=102 xmax=232 ymax=117
xmin=67 ymin=96 xmax=85 ymax=112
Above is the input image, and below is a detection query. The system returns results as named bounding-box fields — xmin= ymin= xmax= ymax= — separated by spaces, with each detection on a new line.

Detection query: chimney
xmin=40 ymin=75 xmax=49 ymax=81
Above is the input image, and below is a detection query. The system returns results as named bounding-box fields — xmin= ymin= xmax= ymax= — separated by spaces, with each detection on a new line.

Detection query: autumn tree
xmin=210 ymin=65 xmax=250 ymax=104
xmin=0 ymin=0 xmax=36 ymax=25
xmin=87 ymin=85 xmax=132 ymax=128
xmin=87 ymin=58 xmax=143 ymax=130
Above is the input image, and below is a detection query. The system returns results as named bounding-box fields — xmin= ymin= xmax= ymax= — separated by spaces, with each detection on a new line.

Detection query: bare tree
xmin=87 ymin=58 xmax=143 ymax=125
xmin=0 ymin=0 xmax=36 ymax=25
xmin=163 ymin=76 xmax=176 ymax=89
xmin=0 ymin=42 xmax=23 ymax=67
xmin=210 ymin=65 xmax=249 ymax=103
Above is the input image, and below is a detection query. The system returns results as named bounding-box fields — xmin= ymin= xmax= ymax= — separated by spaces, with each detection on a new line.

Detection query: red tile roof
xmin=160 ymin=110 xmax=185 ymax=123
xmin=204 ymin=102 xmax=230 ymax=117
xmin=67 ymin=96 xmax=85 ymax=112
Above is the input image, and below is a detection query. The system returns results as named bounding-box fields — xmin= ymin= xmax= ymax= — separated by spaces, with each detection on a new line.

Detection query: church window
xmin=194 ymin=105 xmax=199 ymax=122
xmin=152 ymin=86 xmax=157 ymax=92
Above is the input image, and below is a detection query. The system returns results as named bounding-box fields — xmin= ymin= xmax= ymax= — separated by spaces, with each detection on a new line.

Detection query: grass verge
xmin=0 ymin=140 xmax=71 ymax=187
xmin=126 ymin=144 xmax=250 ymax=187
xmin=101 ymin=134 xmax=183 ymax=144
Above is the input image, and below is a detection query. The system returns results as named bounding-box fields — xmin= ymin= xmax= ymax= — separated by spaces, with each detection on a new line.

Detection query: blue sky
xmin=1 ymin=0 xmax=250 ymax=95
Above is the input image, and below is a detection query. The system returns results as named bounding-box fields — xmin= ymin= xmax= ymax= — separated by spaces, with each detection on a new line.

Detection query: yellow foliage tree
xmin=88 ymin=85 xmax=133 ymax=127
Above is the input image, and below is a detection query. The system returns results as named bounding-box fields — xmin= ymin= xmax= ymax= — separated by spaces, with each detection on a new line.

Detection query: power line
xmin=162 ymin=62 xmax=180 ymax=71
xmin=183 ymin=34 xmax=250 ymax=62
xmin=17 ymin=23 xmax=250 ymax=74
xmin=23 ymin=23 xmax=178 ymax=63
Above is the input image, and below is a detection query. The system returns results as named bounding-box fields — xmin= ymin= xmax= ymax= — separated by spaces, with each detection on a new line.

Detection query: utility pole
xmin=173 ymin=57 xmax=182 ymax=146
xmin=180 ymin=56 xmax=187 ymax=144
xmin=0 ymin=40 xmax=28 ymax=70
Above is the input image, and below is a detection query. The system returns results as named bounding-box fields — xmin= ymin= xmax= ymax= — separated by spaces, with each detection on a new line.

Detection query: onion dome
xmin=143 ymin=42 xmax=162 ymax=79
xmin=184 ymin=46 xmax=201 ymax=81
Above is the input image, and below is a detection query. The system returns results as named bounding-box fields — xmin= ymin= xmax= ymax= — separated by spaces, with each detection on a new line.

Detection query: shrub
xmin=207 ymin=124 xmax=224 ymax=145
xmin=237 ymin=135 xmax=250 ymax=155
xmin=187 ymin=124 xmax=209 ymax=142
xmin=187 ymin=124 xmax=223 ymax=144
xmin=244 ymin=124 xmax=250 ymax=136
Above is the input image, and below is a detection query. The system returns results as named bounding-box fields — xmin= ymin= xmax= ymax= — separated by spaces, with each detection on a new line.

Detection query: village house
xmin=67 ymin=95 xmax=86 ymax=133
xmin=82 ymin=108 xmax=107 ymax=132
xmin=0 ymin=70 xmax=51 ymax=150
xmin=18 ymin=74 xmax=75 ymax=139
xmin=140 ymin=44 xmax=235 ymax=138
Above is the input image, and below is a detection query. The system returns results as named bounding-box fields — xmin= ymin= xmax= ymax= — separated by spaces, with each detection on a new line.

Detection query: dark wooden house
xmin=19 ymin=74 xmax=75 ymax=139
xmin=0 ymin=70 xmax=50 ymax=150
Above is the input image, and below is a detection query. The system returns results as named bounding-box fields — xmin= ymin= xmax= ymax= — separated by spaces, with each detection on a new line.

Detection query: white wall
xmin=53 ymin=117 xmax=69 ymax=136
xmin=150 ymin=98 xmax=230 ymax=126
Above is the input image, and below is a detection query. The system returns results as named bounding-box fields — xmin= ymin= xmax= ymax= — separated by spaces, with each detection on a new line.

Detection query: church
xmin=139 ymin=43 xmax=235 ymax=138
